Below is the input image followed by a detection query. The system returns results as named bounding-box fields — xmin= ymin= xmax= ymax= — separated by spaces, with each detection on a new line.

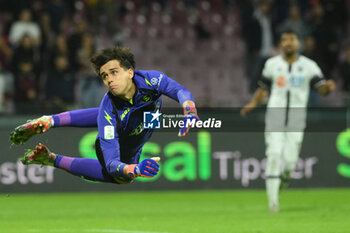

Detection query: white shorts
xmin=265 ymin=131 xmax=304 ymax=167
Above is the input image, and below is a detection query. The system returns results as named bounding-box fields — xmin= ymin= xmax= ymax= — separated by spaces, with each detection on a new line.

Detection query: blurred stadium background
xmin=0 ymin=0 xmax=349 ymax=112
xmin=1 ymin=0 xmax=350 ymax=232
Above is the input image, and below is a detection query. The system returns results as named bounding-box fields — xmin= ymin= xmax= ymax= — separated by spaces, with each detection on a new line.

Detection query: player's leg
xmin=280 ymin=132 xmax=304 ymax=189
xmin=10 ymin=108 xmax=99 ymax=145
xmin=20 ymin=144 xmax=121 ymax=183
xmin=265 ymin=131 xmax=285 ymax=213
xmin=10 ymin=116 xmax=53 ymax=145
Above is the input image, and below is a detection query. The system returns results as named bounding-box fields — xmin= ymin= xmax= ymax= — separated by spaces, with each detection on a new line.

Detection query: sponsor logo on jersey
xmin=141 ymin=94 xmax=153 ymax=103
xmin=151 ymin=77 xmax=159 ymax=86
xmin=276 ymin=76 xmax=286 ymax=87
xmin=290 ymin=75 xmax=304 ymax=87
xmin=120 ymin=108 xmax=130 ymax=121
xmin=129 ymin=123 xmax=144 ymax=136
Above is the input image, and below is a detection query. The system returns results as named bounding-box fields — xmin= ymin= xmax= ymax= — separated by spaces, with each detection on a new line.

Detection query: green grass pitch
xmin=1 ymin=188 xmax=350 ymax=233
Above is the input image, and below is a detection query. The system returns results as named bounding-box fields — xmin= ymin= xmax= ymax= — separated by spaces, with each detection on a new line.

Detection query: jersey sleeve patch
xmin=104 ymin=125 xmax=115 ymax=139
xmin=150 ymin=73 xmax=163 ymax=90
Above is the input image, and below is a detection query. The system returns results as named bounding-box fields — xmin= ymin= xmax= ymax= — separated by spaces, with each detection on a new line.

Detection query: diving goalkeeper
xmin=10 ymin=47 xmax=199 ymax=184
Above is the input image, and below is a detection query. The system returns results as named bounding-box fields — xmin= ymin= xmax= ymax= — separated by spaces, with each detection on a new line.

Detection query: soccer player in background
xmin=10 ymin=47 xmax=199 ymax=184
xmin=240 ymin=30 xmax=335 ymax=212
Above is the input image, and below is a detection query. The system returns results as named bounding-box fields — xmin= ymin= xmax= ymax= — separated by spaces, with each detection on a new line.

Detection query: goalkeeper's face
xmin=100 ymin=60 xmax=134 ymax=97
xmin=281 ymin=33 xmax=299 ymax=57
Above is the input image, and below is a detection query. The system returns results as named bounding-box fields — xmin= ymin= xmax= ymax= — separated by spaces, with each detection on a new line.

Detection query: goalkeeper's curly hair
xmin=90 ymin=47 xmax=136 ymax=76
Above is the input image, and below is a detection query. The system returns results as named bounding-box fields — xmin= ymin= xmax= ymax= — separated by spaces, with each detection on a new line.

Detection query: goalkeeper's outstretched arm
xmin=157 ymin=74 xmax=199 ymax=136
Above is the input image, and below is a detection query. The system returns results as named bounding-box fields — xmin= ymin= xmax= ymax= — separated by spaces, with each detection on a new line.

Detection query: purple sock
xmin=51 ymin=108 xmax=98 ymax=127
xmin=54 ymin=155 xmax=113 ymax=182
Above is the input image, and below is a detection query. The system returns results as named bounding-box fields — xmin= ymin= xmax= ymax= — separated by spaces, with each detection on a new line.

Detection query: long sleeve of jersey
xmin=51 ymin=108 xmax=99 ymax=127
xmin=96 ymin=97 xmax=126 ymax=178
xmin=156 ymin=73 xmax=195 ymax=105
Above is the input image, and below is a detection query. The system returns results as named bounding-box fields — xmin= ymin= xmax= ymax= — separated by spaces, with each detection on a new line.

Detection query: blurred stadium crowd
xmin=0 ymin=0 xmax=349 ymax=114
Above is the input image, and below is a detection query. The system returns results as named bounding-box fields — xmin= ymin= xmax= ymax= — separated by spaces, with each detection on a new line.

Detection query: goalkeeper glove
xmin=178 ymin=105 xmax=200 ymax=137
xmin=126 ymin=157 xmax=160 ymax=178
